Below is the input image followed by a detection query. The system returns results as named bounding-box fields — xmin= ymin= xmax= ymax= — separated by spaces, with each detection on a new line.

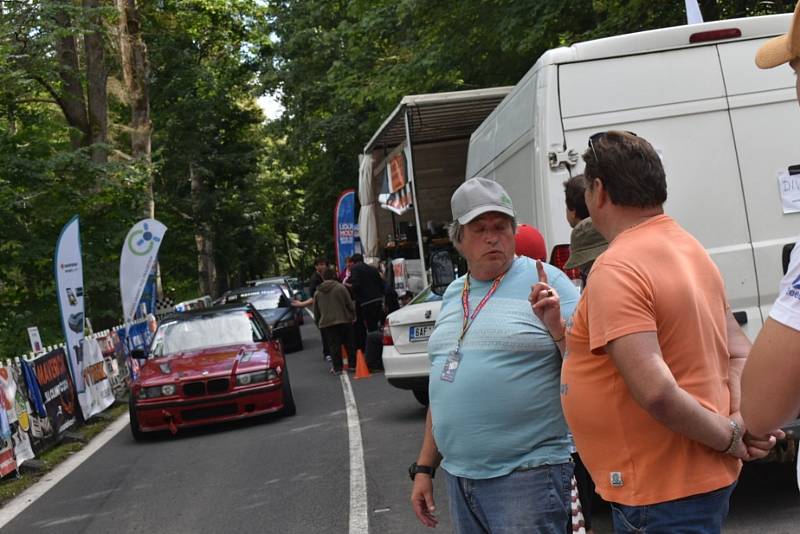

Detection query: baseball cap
xmin=564 ymin=218 xmax=609 ymax=269
xmin=451 ymin=177 xmax=515 ymax=224
xmin=515 ymin=224 xmax=547 ymax=261
xmin=755 ymin=2 xmax=800 ymax=69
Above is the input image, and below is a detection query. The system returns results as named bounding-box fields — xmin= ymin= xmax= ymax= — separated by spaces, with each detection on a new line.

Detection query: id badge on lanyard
xmin=440 ymin=271 xmax=505 ymax=384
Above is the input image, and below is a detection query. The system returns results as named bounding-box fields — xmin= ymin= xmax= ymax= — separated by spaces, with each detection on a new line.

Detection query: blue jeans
xmin=610 ymin=482 xmax=736 ymax=534
xmin=443 ymin=462 xmax=573 ymax=534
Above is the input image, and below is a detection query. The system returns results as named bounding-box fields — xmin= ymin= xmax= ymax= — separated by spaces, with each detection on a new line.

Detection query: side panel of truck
xmin=718 ymin=38 xmax=800 ymax=327
xmin=558 ymin=46 xmax=762 ymax=338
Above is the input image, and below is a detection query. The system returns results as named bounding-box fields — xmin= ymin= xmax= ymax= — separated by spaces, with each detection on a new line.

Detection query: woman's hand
xmin=529 ymin=260 xmax=565 ymax=340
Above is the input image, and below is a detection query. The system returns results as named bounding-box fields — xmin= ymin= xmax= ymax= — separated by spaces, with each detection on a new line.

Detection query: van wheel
xmin=412 ymin=387 xmax=429 ymax=406
xmin=280 ymin=368 xmax=297 ymax=417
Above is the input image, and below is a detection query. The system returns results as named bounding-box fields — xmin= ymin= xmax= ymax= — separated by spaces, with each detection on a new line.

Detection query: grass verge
xmin=0 ymin=401 xmax=128 ymax=507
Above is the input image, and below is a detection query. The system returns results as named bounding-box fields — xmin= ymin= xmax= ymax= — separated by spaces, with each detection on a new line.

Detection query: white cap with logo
xmin=451 ymin=177 xmax=515 ymax=224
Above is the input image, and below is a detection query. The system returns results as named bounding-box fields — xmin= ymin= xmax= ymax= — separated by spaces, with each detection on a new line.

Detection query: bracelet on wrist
xmin=550 ymin=331 xmax=566 ymax=343
xmin=723 ymin=418 xmax=742 ymax=455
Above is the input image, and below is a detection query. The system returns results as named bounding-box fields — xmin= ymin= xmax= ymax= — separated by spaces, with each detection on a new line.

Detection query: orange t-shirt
xmin=561 ymin=215 xmax=741 ymax=506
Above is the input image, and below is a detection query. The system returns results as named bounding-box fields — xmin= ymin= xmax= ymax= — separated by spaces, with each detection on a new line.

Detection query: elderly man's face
xmin=792 ymin=58 xmax=800 ymax=104
xmin=459 ymin=212 xmax=515 ymax=280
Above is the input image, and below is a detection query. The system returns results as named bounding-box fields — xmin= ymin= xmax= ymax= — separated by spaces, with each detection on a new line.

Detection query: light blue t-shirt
xmin=428 ymin=256 xmax=579 ymax=479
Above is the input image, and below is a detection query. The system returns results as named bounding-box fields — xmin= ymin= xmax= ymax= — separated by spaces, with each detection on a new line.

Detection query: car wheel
xmin=280 ymin=367 xmax=297 ymax=417
xmin=412 ymin=387 xmax=429 ymax=406
xmin=129 ymin=396 xmax=147 ymax=441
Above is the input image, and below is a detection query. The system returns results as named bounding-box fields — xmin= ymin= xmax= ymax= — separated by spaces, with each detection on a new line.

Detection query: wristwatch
xmin=408 ymin=462 xmax=436 ymax=480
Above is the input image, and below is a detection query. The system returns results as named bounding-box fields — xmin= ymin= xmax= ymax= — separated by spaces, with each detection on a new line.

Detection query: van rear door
xmin=558 ymin=45 xmax=761 ymax=338
xmin=718 ymin=38 xmax=800 ymax=327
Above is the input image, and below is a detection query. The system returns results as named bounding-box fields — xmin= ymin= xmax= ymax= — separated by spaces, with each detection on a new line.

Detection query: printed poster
xmin=778 ymin=170 xmax=800 ymax=214
xmin=77 ymin=338 xmax=115 ymax=419
xmin=33 ymin=349 xmax=77 ymax=436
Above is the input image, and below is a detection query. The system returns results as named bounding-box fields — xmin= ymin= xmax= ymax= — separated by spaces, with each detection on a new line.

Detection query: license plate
xmin=409 ymin=324 xmax=434 ymax=342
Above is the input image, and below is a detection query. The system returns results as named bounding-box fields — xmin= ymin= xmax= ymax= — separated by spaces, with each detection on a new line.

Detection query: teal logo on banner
xmin=335 ymin=189 xmax=357 ymax=273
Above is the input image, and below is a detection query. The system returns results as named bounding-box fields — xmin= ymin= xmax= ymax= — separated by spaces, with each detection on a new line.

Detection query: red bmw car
xmin=129 ymin=303 xmax=296 ymax=440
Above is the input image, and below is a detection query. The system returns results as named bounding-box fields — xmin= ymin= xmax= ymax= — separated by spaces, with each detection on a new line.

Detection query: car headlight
xmin=236 ymin=369 xmax=278 ymax=386
xmin=137 ymin=384 xmax=177 ymax=399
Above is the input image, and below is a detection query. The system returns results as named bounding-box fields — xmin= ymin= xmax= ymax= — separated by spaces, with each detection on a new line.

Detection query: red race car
xmin=128 ymin=303 xmax=296 ymax=440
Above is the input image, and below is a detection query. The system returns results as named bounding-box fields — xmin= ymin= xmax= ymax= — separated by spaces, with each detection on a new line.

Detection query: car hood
xmin=139 ymin=343 xmax=274 ymax=383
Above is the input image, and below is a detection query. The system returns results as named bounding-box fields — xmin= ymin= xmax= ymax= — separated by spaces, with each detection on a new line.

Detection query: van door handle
xmin=733 ymin=311 xmax=748 ymax=325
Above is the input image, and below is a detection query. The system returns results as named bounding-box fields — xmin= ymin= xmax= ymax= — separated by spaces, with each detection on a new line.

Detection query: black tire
xmin=412 ymin=387 xmax=429 ymax=406
xmin=129 ymin=397 xmax=147 ymax=441
xmin=280 ymin=367 xmax=297 ymax=417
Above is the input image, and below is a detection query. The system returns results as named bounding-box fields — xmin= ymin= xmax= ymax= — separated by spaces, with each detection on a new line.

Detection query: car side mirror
xmin=430 ymin=250 xmax=456 ymax=296
xmin=130 ymin=348 xmax=147 ymax=361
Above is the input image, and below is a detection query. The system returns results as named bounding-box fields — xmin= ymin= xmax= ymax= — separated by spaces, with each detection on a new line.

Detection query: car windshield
xmin=410 ymin=286 xmax=443 ymax=304
xmin=149 ymin=310 xmax=265 ymax=358
xmin=223 ymin=285 xmax=284 ymax=308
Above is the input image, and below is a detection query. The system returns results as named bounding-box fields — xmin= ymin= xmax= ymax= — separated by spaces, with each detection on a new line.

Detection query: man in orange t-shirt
xmin=561 ymin=132 xmax=777 ymax=533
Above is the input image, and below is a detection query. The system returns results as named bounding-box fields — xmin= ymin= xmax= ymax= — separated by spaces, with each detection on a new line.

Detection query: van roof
xmin=545 ymin=13 xmax=792 ymax=65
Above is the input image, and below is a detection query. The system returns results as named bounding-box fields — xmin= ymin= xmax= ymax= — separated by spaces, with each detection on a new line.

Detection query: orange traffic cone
xmin=341 ymin=346 xmax=350 ymax=370
xmin=354 ymin=349 xmax=371 ymax=379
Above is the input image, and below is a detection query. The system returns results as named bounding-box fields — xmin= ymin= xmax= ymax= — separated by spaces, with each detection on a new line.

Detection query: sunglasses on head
xmin=588 ymin=131 xmax=638 ymax=162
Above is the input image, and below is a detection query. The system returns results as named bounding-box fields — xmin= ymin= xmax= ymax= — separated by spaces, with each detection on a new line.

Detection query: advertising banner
xmin=0 ymin=368 xmax=34 ymax=467
xmin=33 ymin=349 xmax=77 ymax=437
xmin=120 ymin=219 xmax=167 ymax=322
xmin=27 ymin=327 xmax=43 ymax=353
xmin=76 ymin=338 xmax=115 ymax=419
xmin=334 ymin=189 xmax=357 ymax=274
xmin=55 ymin=215 xmax=86 ymax=391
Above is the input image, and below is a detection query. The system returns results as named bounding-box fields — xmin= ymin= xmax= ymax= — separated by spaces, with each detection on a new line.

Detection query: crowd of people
xmin=406 ymin=6 xmax=800 ymax=533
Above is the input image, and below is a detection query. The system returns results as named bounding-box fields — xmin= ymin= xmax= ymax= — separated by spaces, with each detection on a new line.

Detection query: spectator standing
xmin=741 ymin=2 xmax=800 ymax=437
xmin=564 ymin=174 xmax=590 ymax=228
xmin=410 ymin=177 xmax=579 ymax=533
xmin=293 ymin=257 xmax=332 ymax=361
xmin=312 ymin=268 xmax=356 ymax=375
xmin=347 ymin=253 xmax=385 ymax=350
xmin=559 ymin=131 xmax=775 ymax=533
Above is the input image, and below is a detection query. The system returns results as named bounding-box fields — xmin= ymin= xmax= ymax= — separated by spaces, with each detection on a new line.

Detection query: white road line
xmin=340 ymin=372 xmax=369 ymax=534
xmin=0 ymin=414 xmax=129 ymax=529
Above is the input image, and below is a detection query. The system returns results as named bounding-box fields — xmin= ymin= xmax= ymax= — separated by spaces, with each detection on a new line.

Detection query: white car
xmin=382 ymin=287 xmax=442 ymax=405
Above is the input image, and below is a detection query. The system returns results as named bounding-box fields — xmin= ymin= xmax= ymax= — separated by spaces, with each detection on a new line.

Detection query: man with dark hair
xmin=313 ymin=268 xmax=356 ymax=375
xmin=293 ymin=257 xmax=332 ymax=361
xmin=346 ymin=253 xmax=385 ymax=351
xmin=563 ymin=174 xmax=590 ymax=228
xmin=560 ymin=131 xmax=773 ymax=532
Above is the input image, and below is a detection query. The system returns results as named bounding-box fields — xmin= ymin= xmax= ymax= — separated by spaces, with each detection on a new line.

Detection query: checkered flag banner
xmin=571 ymin=475 xmax=587 ymax=533
xmin=155 ymin=296 xmax=175 ymax=317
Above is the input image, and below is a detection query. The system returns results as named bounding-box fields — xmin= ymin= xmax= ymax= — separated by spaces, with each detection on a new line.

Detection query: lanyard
xmin=458 ymin=270 xmax=506 ymax=349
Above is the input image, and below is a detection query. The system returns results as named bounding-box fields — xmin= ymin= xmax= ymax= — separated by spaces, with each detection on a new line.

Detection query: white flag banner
xmin=55 ymin=216 xmax=86 ymax=391
xmin=120 ymin=219 xmax=167 ymax=322
xmin=685 ymin=0 xmax=704 ymax=24
xmin=77 ymin=338 xmax=115 ymax=419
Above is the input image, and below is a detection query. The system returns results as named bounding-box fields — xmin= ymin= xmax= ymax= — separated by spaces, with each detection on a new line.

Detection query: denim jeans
xmin=610 ymin=482 xmax=736 ymax=534
xmin=443 ymin=462 xmax=573 ymax=534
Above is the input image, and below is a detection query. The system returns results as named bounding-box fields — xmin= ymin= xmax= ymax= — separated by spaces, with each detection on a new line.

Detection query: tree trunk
xmin=52 ymin=0 xmax=90 ymax=149
xmin=116 ymin=0 xmax=153 ymax=216
xmin=83 ymin=0 xmax=108 ymax=163
xmin=191 ymin=163 xmax=217 ymax=297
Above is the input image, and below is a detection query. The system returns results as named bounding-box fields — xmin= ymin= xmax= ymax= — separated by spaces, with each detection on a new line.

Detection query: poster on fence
xmin=33 ymin=349 xmax=77 ymax=436
xmin=0 ymin=367 xmax=35 ymax=467
xmin=55 ymin=215 xmax=86 ymax=392
xmin=77 ymin=338 xmax=115 ymax=419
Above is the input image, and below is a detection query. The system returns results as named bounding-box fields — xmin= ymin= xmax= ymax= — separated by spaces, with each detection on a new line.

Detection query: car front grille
xmin=183 ymin=381 xmax=205 ymax=397
xmin=207 ymin=378 xmax=229 ymax=394
xmin=182 ymin=404 xmax=238 ymax=421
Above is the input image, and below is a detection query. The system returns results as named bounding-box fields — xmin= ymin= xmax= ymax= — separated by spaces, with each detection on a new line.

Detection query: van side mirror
xmin=430 ymin=250 xmax=456 ymax=296
xmin=783 ymin=243 xmax=795 ymax=275
xmin=130 ymin=348 xmax=147 ymax=361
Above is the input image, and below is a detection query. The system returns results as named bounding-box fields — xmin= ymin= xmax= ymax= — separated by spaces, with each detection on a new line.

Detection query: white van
xmin=467 ymin=13 xmax=799 ymax=341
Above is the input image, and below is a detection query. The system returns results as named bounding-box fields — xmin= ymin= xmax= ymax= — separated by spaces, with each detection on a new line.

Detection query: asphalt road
xmin=3 ymin=323 xmax=800 ymax=533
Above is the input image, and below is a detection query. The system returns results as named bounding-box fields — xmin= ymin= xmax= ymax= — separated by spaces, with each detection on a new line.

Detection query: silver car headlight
xmin=138 ymin=384 xmax=177 ymax=399
xmin=236 ymin=369 xmax=278 ymax=386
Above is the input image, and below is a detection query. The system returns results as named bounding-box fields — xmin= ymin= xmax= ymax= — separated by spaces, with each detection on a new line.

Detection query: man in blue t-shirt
xmin=409 ymin=177 xmax=579 ymax=533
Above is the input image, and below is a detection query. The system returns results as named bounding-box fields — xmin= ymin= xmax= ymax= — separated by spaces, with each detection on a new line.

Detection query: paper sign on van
xmin=778 ymin=170 xmax=800 ymax=214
